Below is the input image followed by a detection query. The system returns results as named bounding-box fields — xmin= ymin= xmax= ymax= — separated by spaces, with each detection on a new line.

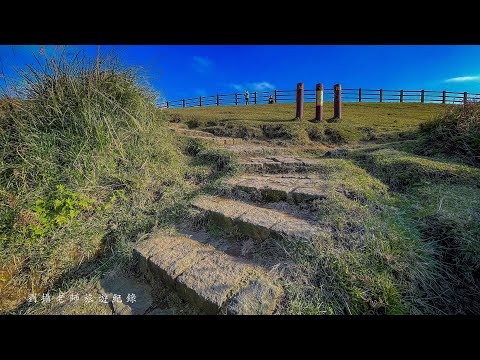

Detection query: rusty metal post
xmin=358 ymin=88 xmax=362 ymax=102
xmin=334 ymin=83 xmax=342 ymax=119
xmin=235 ymin=93 xmax=238 ymax=105
xmin=400 ymin=90 xmax=404 ymax=103
xmin=314 ymin=83 xmax=324 ymax=122
xmin=182 ymin=99 xmax=185 ymax=108
xmin=464 ymin=92 xmax=468 ymax=104
xmin=216 ymin=94 xmax=219 ymax=106
xmin=442 ymin=91 xmax=446 ymax=104
xmin=379 ymin=89 xmax=383 ymax=102
xmin=199 ymin=97 xmax=202 ymax=107
xmin=421 ymin=90 xmax=425 ymax=103
xmin=274 ymin=89 xmax=277 ymax=103
xmin=254 ymin=91 xmax=257 ymax=104
xmin=295 ymin=83 xmax=304 ymax=119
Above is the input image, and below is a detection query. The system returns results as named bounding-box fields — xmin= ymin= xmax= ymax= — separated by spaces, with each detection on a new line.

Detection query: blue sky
xmin=1 ymin=45 xmax=480 ymax=101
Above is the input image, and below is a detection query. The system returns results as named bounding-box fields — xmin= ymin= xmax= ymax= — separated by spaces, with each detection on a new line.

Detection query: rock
xmin=98 ymin=269 xmax=154 ymax=315
xmin=134 ymin=232 xmax=282 ymax=315
xmin=192 ymin=195 xmax=322 ymax=242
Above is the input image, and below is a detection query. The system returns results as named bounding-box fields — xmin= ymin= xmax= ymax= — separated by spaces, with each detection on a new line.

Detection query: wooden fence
xmin=161 ymin=87 xmax=480 ymax=109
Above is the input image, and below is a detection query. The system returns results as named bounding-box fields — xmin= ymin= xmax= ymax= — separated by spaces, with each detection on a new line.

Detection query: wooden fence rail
xmin=162 ymin=87 xmax=480 ymax=109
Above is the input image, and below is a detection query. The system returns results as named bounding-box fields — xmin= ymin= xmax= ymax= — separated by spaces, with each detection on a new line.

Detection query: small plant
xmin=30 ymin=185 xmax=95 ymax=238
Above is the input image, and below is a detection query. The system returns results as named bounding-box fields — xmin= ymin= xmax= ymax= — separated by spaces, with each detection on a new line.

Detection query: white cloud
xmin=445 ymin=75 xmax=480 ymax=83
xmin=229 ymin=81 xmax=275 ymax=92
xmin=230 ymin=83 xmax=243 ymax=91
xmin=192 ymin=56 xmax=212 ymax=73
xmin=252 ymin=81 xmax=275 ymax=91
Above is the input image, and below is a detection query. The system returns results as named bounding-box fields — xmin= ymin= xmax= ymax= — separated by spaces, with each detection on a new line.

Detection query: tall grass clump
xmin=0 ymin=49 xmax=188 ymax=312
xmin=419 ymin=103 xmax=480 ymax=166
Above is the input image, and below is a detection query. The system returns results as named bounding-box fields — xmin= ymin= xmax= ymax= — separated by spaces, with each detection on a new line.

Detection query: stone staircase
xmin=169 ymin=125 xmax=241 ymax=145
xmin=134 ymin=131 xmax=328 ymax=314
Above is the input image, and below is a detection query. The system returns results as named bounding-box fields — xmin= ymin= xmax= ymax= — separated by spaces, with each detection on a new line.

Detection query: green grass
xmin=249 ymin=158 xmax=438 ymax=314
xmin=344 ymin=148 xmax=480 ymax=190
xmin=167 ymin=102 xmax=447 ymax=144
xmin=310 ymin=147 xmax=480 ymax=314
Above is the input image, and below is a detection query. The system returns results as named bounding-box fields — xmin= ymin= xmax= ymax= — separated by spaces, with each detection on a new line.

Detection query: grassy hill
xmin=167 ymin=102 xmax=446 ymax=144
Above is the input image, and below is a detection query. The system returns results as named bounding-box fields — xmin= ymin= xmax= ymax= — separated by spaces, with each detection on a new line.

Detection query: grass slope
xmin=167 ymin=102 xmax=446 ymax=144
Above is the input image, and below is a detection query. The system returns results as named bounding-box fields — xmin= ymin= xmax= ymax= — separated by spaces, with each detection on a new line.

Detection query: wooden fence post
xmin=421 ymin=90 xmax=425 ymax=103
xmin=254 ymin=91 xmax=257 ymax=104
xmin=334 ymin=83 xmax=342 ymax=119
xmin=379 ymin=89 xmax=383 ymax=102
xmin=358 ymin=88 xmax=362 ymax=102
xmin=464 ymin=92 xmax=468 ymax=105
xmin=442 ymin=91 xmax=446 ymax=104
xmin=166 ymin=101 xmax=169 ymax=108
xmin=199 ymin=97 xmax=202 ymax=107
xmin=400 ymin=90 xmax=404 ymax=103
xmin=314 ymin=83 xmax=324 ymax=122
xmin=274 ymin=89 xmax=277 ymax=103
xmin=182 ymin=99 xmax=185 ymax=108
xmin=216 ymin=94 xmax=219 ymax=106
xmin=235 ymin=93 xmax=238 ymax=105
xmin=296 ymin=83 xmax=304 ymax=119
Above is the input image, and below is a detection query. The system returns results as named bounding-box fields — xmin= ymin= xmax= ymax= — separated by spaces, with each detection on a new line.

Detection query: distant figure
xmin=244 ymin=90 xmax=249 ymax=105
xmin=268 ymin=95 xmax=274 ymax=104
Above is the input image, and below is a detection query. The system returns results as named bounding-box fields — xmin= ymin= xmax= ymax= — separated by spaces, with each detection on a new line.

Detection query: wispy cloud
xmin=229 ymin=81 xmax=276 ymax=92
xmin=445 ymin=75 xmax=480 ymax=83
xmin=192 ymin=56 xmax=212 ymax=73
xmin=230 ymin=83 xmax=243 ymax=91
xmin=252 ymin=81 xmax=275 ymax=91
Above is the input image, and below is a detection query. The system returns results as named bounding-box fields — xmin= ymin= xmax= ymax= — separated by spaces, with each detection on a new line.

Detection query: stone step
xmin=170 ymin=127 xmax=216 ymax=138
xmin=222 ymin=144 xmax=291 ymax=157
xmin=169 ymin=127 xmax=242 ymax=145
xmin=192 ymin=195 xmax=321 ymax=242
xmin=134 ymin=232 xmax=283 ymax=315
xmin=240 ymin=156 xmax=322 ymax=173
xmin=190 ymin=135 xmax=240 ymax=145
xmin=225 ymin=173 xmax=329 ymax=203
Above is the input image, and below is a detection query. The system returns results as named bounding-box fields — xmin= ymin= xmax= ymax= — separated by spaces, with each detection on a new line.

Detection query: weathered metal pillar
xmin=334 ymin=83 xmax=342 ymax=119
xmin=216 ymin=94 xmax=219 ymax=106
xmin=442 ymin=91 xmax=446 ymax=104
xmin=400 ymin=90 xmax=404 ymax=103
xmin=274 ymin=89 xmax=277 ymax=103
xmin=296 ymin=83 xmax=304 ymax=119
xmin=182 ymin=99 xmax=185 ymax=108
xmin=314 ymin=83 xmax=324 ymax=122
xmin=254 ymin=91 xmax=257 ymax=104
xmin=464 ymin=92 xmax=468 ymax=105
xmin=235 ymin=93 xmax=238 ymax=105
xmin=421 ymin=90 xmax=425 ymax=103
xmin=379 ymin=89 xmax=383 ymax=102
xmin=358 ymin=88 xmax=362 ymax=102
xmin=199 ymin=97 xmax=202 ymax=107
